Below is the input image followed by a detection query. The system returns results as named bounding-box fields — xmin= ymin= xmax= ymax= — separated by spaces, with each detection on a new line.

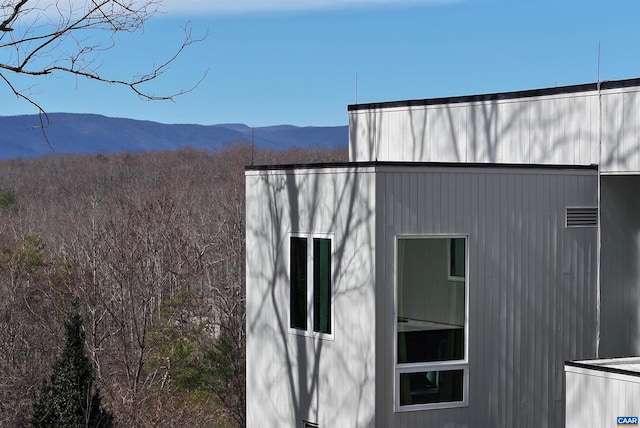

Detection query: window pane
xmin=399 ymin=370 xmax=464 ymax=405
xmin=397 ymin=238 xmax=465 ymax=364
xmin=290 ymin=237 xmax=307 ymax=330
xmin=313 ymin=238 xmax=331 ymax=334
xmin=450 ymin=238 xmax=465 ymax=279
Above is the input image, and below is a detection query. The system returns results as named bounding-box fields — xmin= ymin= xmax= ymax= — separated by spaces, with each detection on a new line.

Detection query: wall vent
xmin=566 ymin=207 xmax=598 ymax=228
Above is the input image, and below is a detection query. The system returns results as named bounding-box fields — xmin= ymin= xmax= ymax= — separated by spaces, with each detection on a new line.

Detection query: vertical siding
xmin=375 ymin=166 xmax=598 ymax=428
xmin=601 ymin=89 xmax=640 ymax=173
xmin=566 ymin=365 xmax=640 ymax=428
xmin=350 ymin=85 xmax=640 ymax=173
xmin=350 ymin=92 xmax=602 ymax=166
xmin=246 ymin=167 xmax=377 ymax=428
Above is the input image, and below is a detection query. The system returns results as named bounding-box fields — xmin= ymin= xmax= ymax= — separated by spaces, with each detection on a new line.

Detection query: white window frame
xmin=394 ymin=234 xmax=470 ymax=412
xmin=289 ymin=232 xmax=335 ymax=341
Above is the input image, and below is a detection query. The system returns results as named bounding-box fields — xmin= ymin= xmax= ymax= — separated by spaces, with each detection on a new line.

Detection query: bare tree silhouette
xmin=0 ymin=1 xmax=204 ymax=115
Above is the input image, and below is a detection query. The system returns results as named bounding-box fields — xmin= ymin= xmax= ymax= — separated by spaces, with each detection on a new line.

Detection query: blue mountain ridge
xmin=0 ymin=113 xmax=348 ymax=160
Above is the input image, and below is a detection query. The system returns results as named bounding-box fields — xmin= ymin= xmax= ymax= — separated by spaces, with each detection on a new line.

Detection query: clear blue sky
xmin=2 ymin=0 xmax=640 ymax=126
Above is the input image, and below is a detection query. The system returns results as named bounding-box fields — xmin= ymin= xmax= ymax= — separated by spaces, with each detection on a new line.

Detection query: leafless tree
xmin=0 ymin=145 xmax=348 ymax=426
xmin=0 ymin=0 xmax=203 ymax=114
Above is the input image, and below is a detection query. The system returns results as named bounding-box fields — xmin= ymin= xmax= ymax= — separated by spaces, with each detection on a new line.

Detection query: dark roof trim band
xmin=565 ymin=360 xmax=640 ymax=378
xmin=246 ymin=161 xmax=598 ymax=172
xmin=348 ymin=78 xmax=640 ymax=112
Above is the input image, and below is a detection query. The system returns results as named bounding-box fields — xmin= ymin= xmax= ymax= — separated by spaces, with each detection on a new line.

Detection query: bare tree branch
xmin=0 ymin=0 xmax=205 ymax=111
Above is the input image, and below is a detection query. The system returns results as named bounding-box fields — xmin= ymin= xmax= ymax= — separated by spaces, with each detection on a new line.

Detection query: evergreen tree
xmin=31 ymin=305 xmax=114 ymax=427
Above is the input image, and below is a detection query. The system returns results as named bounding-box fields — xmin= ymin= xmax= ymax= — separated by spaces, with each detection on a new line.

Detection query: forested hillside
xmin=0 ymin=114 xmax=348 ymax=159
xmin=0 ymin=143 xmax=347 ymax=427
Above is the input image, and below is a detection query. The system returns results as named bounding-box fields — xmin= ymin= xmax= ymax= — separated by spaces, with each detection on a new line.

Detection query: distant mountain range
xmin=0 ymin=113 xmax=348 ymax=159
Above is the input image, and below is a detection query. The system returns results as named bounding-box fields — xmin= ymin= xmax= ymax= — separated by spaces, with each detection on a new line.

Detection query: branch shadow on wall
xmin=246 ymin=165 xmax=375 ymax=427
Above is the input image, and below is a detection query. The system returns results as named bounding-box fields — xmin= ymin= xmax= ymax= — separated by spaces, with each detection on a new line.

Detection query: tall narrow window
xmin=289 ymin=234 xmax=333 ymax=338
xmin=290 ymin=237 xmax=308 ymax=330
xmin=449 ymin=238 xmax=465 ymax=281
xmin=313 ymin=238 xmax=331 ymax=334
xmin=396 ymin=236 xmax=468 ymax=411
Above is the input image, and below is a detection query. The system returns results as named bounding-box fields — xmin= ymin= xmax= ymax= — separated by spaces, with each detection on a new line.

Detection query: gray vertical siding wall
xmin=350 ymin=85 xmax=640 ymax=174
xmin=246 ymin=166 xmax=377 ymax=428
xmin=600 ymin=176 xmax=640 ymax=358
xmin=375 ymin=165 xmax=599 ymax=428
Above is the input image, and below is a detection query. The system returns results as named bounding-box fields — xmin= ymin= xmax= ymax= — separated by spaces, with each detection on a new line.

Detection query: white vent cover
xmin=566 ymin=207 xmax=598 ymax=228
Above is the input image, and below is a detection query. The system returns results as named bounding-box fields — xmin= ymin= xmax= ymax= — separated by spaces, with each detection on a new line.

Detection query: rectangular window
xmin=290 ymin=237 xmax=308 ymax=330
xmin=396 ymin=236 xmax=468 ymax=411
xmin=313 ymin=238 xmax=331 ymax=334
xmin=399 ymin=369 xmax=464 ymax=405
xmin=290 ymin=233 xmax=333 ymax=338
xmin=448 ymin=238 xmax=465 ymax=281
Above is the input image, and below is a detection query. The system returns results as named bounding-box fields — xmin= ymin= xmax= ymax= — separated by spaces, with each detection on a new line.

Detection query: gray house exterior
xmin=246 ymin=78 xmax=640 ymax=427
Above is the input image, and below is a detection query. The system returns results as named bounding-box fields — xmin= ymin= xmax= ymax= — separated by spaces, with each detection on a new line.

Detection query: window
xmin=290 ymin=233 xmax=333 ymax=338
xmin=396 ymin=236 xmax=468 ymax=411
xmin=290 ymin=237 xmax=308 ymax=329
xmin=448 ymin=238 xmax=465 ymax=281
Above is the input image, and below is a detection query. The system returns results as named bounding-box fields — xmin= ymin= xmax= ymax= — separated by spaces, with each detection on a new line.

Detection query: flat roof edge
xmin=348 ymin=77 xmax=640 ymax=112
xmin=245 ymin=161 xmax=373 ymax=171
xmin=565 ymin=360 xmax=640 ymax=378
xmin=245 ymin=161 xmax=598 ymax=172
